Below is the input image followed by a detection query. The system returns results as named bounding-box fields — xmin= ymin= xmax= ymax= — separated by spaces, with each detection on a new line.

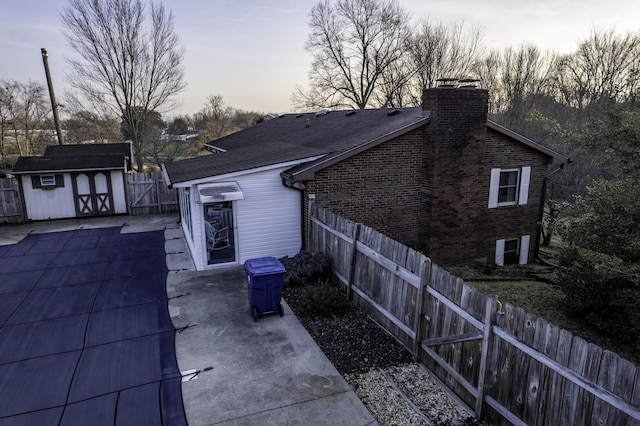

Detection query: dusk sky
xmin=1 ymin=0 xmax=639 ymax=116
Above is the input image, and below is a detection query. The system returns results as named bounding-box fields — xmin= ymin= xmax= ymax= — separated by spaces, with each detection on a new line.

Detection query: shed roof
xmin=44 ymin=143 xmax=131 ymax=158
xmin=13 ymin=143 xmax=131 ymax=174
xmin=13 ymin=154 xmax=127 ymax=174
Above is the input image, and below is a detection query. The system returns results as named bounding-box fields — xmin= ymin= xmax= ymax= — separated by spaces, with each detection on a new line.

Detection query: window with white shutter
xmin=488 ymin=167 xmax=531 ymax=208
xmin=495 ymin=235 xmax=530 ymax=266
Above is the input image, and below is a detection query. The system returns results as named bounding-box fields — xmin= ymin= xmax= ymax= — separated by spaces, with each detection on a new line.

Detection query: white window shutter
xmin=518 ymin=166 xmax=531 ymax=205
xmin=488 ymin=168 xmax=500 ymax=208
xmin=495 ymin=239 xmax=505 ymax=266
xmin=519 ymin=235 xmax=530 ymax=264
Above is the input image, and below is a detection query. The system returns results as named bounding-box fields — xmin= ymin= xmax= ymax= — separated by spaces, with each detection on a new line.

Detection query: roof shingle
xmin=163 ymin=108 xmax=429 ymax=185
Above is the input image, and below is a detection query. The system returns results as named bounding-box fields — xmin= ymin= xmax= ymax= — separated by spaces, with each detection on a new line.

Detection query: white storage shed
xmin=12 ymin=143 xmax=131 ymax=221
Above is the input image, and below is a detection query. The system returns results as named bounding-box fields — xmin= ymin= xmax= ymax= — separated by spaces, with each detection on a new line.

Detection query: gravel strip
xmin=282 ymin=281 xmax=490 ymax=426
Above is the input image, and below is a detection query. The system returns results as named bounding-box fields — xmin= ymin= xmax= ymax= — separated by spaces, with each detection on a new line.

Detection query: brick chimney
xmin=418 ymin=80 xmax=490 ymax=261
xmin=421 ymin=80 xmax=489 ymax=143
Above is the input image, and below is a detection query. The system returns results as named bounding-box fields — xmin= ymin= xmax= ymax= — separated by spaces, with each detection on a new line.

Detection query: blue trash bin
xmin=244 ymin=257 xmax=286 ymax=321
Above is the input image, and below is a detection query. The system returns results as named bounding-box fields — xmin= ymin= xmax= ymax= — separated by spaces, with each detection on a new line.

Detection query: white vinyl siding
xmin=488 ymin=166 xmax=531 ymax=208
xmin=234 ymin=169 xmax=301 ymax=263
xmin=21 ymin=174 xmax=76 ymax=220
xmin=110 ymin=170 xmax=128 ymax=214
xmin=187 ymin=166 xmax=302 ymax=270
xmin=495 ymin=234 xmax=530 ymax=266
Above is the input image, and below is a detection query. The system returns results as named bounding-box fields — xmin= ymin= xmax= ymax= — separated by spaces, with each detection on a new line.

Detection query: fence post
xmin=346 ymin=223 xmax=362 ymax=302
xmin=412 ymin=257 xmax=431 ymax=362
xmin=475 ymin=294 xmax=497 ymax=419
xmin=155 ymin=172 xmax=161 ymax=213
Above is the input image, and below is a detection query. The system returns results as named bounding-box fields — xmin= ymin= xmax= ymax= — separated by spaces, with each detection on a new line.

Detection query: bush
xmin=280 ymin=250 xmax=331 ymax=286
xmin=299 ymin=280 xmax=351 ymax=316
xmin=559 ymin=246 xmax=640 ymax=348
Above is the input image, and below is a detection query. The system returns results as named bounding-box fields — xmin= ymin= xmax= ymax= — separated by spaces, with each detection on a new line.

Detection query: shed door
xmin=72 ymin=172 xmax=115 ymax=217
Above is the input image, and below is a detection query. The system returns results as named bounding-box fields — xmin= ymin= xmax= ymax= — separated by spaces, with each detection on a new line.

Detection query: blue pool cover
xmin=0 ymin=227 xmax=186 ymax=425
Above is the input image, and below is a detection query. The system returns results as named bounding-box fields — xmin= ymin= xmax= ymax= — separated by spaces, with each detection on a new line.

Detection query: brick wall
xmin=304 ymin=127 xmax=427 ymax=247
xmin=426 ymin=126 xmax=549 ymax=265
xmin=302 ymin=86 xmax=552 ymax=266
xmin=423 ymin=86 xmax=549 ymax=265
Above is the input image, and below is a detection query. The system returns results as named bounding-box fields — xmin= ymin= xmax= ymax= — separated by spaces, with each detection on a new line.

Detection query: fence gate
xmin=417 ymin=266 xmax=497 ymax=419
xmin=0 ymin=178 xmax=23 ymax=224
xmin=127 ymin=171 xmax=178 ymax=216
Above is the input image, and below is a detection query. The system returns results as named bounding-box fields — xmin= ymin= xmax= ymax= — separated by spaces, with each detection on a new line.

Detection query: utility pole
xmin=41 ymin=48 xmax=63 ymax=145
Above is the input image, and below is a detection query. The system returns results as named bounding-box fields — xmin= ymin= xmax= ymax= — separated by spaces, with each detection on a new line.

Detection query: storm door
xmin=204 ymin=202 xmax=236 ymax=265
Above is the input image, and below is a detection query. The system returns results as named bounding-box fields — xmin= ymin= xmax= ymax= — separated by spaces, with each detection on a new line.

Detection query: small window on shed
xmin=40 ymin=175 xmax=56 ymax=187
xmin=32 ymin=174 xmax=64 ymax=189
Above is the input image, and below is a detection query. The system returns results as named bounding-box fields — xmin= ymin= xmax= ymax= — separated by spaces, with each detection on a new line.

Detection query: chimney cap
xmin=458 ymin=78 xmax=480 ymax=88
xmin=436 ymin=77 xmax=458 ymax=87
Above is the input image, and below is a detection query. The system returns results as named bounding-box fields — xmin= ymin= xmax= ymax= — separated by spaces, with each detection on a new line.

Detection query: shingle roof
xmin=163 ymin=107 xmax=430 ymax=185
xmin=13 ymin=154 xmax=127 ymax=173
xmin=44 ymin=143 xmax=131 ymax=158
xmin=13 ymin=143 xmax=131 ymax=174
xmin=162 ymin=106 xmax=569 ymax=187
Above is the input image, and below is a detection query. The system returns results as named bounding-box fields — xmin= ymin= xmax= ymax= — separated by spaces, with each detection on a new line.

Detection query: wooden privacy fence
xmin=126 ymin=171 xmax=177 ymax=216
xmin=309 ymin=204 xmax=640 ymax=426
xmin=0 ymin=178 xmax=23 ymax=224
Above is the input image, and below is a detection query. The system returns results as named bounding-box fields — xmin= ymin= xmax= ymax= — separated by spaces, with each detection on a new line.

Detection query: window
xmin=503 ymin=239 xmax=519 ymax=264
xmin=31 ymin=174 xmax=64 ymax=189
xmin=498 ymin=170 xmax=519 ymax=204
xmin=495 ymin=235 xmax=530 ymax=266
xmin=40 ymin=175 xmax=56 ymax=187
xmin=488 ymin=167 xmax=530 ymax=208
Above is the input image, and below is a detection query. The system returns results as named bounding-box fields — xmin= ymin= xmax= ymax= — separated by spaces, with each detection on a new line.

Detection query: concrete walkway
xmin=0 ymin=214 xmax=376 ymax=425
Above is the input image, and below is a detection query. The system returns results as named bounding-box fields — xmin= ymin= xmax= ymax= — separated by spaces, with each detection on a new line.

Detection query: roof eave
xmin=287 ymin=114 xmax=430 ymax=182
xmin=13 ymin=166 xmax=125 ymax=174
xmin=167 ymin=155 xmax=325 ymax=188
xmin=486 ymin=120 xmax=570 ymax=165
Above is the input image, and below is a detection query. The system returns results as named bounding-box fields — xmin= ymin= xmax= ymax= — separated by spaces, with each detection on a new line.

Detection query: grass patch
xmin=457 ymin=271 xmax=640 ymax=365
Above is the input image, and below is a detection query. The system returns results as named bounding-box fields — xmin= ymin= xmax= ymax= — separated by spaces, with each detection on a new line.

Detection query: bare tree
xmin=549 ymin=28 xmax=640 ymax=124
xmin=0 ymin=85 xmax=10 ymax=163
xmin=60 ymin=0 xmax=186 ymax=171
xmin=1 ymin=80 xmax=48 ymax=158
xmin=196 ymin=95 xmax=235 ymax=141
xmin=63 ymin=110 xmax=121 ymax=144
xmin=295 ymin=0 xmax=411 ymax=110
xmin=408 ymin=20 xmax=484 ymax=97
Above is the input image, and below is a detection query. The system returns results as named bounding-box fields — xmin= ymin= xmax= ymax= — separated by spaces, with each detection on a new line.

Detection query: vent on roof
xmin=346 ymin=110 xmax=356 ymax=117
xmin=314 ymin=108 xmax=329 ymax=117
xmin=296 ymin=114 xmax=304 ymax=118
xmin=387 ymin=109 xmax=400 ymax=116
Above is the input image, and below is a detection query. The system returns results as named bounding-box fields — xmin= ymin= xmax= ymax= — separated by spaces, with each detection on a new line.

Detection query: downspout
xmin=281 ymin=176 xmax=307 ymax=250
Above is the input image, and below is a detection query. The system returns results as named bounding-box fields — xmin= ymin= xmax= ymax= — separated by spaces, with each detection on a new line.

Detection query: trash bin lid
xmin=244 ymin=256 xmax=286 ymax=276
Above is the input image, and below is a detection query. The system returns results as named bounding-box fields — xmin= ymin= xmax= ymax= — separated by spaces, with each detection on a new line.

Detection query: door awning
xmin=198 ymin=182 xmax=244 ymax=203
